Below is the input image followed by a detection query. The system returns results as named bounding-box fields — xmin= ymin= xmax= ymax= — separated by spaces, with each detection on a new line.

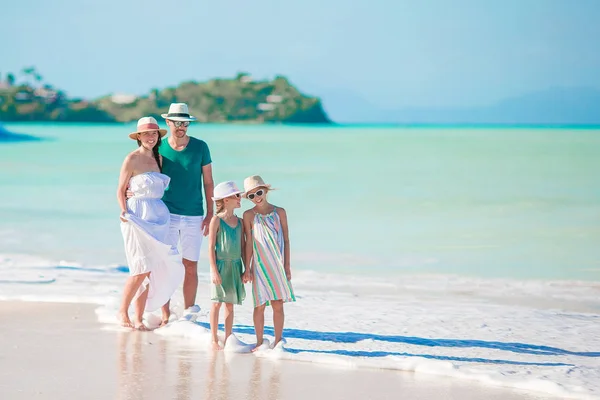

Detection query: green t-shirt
xmin=159 ymin=137 xmax=212 ymax=216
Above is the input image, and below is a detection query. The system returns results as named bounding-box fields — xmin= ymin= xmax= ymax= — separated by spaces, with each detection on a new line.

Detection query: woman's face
xmin=138 ymin=130 xmax=159 ymax=149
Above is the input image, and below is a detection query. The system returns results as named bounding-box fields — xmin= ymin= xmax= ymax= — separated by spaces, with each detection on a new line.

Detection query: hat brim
xmin=212 ymin=190 xmax=245 ymax=201
xmin=129 ymin=129 xmax=167 ymax=140
xmin=242 ymin=184 xmax=272 ymax=198
xmin=161 ymin=114 xmax=197 ymax=122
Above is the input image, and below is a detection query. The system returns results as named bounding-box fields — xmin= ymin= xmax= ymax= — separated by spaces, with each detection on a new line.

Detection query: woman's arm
xmin=208 ymin=216 xmax=221 ymax=284
xmin=277 ymin=207 xmax=291 ymax=281
xmin=116 ymin=155 xmax=133 ymax=219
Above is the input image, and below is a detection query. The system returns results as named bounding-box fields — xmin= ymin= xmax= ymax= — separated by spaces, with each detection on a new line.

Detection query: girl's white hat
xmin=161 ymin=103 xmax=197 ymax=122
xmin=243 ymin=175 xmax=272 ymax=197
xmin=212 ymin=181 xmax=244 ymax=201
xmin=129 ymin=116 xmax=167 ymax=140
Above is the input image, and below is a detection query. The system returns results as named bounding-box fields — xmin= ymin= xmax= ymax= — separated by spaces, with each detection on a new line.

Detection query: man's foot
xmin=183 ymin=305 xmax=201 ymax=315
xmin=118 ymin=312 xmax=134 ymax=329
xmin=134 ymin=322 xmax=151 ymax=331
xmin=212 ymin=340 xmax=223 ymax=351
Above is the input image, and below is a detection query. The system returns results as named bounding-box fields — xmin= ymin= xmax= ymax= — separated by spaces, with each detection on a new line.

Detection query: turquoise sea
xmin=1 ymin=123 xmax=599 ymax=281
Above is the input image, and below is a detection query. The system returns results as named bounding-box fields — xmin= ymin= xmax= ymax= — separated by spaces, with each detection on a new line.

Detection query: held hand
xmin=212 ymin=272 xmax=222 ymax=285
xmin=120 ymin=212 xmax=128 ymax=223
xmin=202 ymin=213 xmax=213 ymax=237
xmin=285 ymin=267 xmax=292 ymax=281
xmin=243 ymin=270 xmax=253 ymax=283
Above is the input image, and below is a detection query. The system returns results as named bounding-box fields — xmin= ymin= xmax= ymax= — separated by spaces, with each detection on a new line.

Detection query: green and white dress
xmin=210 ymin=217 xmax=246 ymax=305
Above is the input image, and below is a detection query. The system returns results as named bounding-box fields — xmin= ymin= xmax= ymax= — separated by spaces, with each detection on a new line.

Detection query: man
xmin=160 ymin=103 xmax=214 ymax=313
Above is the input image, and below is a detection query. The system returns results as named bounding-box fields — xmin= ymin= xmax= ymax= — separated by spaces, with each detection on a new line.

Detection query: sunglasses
xmin=172 ymin=121 xmax=190 ymax=128
xmin=227 ymin=193 xmax=241 ymax=199
xmin=247 ymin=189 xmax=264 ymax=200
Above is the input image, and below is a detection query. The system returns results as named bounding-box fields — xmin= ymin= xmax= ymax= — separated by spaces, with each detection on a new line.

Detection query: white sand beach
xmin=0 ymin=301 xmax=555 ymax=400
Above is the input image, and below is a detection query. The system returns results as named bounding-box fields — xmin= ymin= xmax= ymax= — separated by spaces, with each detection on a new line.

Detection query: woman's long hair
xmin=137 ymin=134 xmax=163 ymax=172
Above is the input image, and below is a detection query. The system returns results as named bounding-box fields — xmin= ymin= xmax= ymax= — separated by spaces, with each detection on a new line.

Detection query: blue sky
xmin=2 ymin=0 xmax=600 ymax=116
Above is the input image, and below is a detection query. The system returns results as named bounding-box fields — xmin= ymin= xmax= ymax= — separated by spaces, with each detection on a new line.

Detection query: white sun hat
xmin=212 ymin=181 xmax=244 ymax=201
xmin=161 ymin=103 xmax=197 ymax=121
xmin=242 ymin=175 xmax=273 ymax=197
xmin=128 ymin=116 xmax=167 ymax=140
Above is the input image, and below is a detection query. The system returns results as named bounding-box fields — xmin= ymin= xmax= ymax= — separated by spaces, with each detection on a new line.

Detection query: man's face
xmin=167 ymin=120 xmax=189 ymax=138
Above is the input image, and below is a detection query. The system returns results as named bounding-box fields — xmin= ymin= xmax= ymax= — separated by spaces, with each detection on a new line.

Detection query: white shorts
xmin=168 ymin=214 xmax=204 ymax=262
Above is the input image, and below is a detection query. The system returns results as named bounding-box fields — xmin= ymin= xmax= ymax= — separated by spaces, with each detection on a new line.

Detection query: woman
xmin=116 ymin=116 xmax=184 ymax=330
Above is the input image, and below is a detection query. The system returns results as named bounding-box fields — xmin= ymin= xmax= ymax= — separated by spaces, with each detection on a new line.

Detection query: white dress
xmin=120 ymin=172 xmax=184 ymax=312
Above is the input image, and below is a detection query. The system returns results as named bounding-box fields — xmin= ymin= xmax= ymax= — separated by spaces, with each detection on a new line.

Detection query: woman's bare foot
xmin=212 ymin=340 xmax=223 ymax=350
xmin=118 ymin=312 xmax=134 ymax=329
xmin=159 ymin=320 xmax=169 ymax=328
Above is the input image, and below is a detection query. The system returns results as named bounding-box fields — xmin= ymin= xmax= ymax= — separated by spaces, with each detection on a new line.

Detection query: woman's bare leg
xmin=118 ymin=273 xmax=149 ymax=328
xmin=133 ymin=284 xmax=150 ymax=331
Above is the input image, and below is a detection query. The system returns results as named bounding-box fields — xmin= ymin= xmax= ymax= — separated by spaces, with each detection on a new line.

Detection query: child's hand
xmin=285 ymin=268 xmax=292 ymax=281
xmin=212 ymin=272 xmax=222 ymax=285
xmin=243 ymin=270 xmax=252 ymax=283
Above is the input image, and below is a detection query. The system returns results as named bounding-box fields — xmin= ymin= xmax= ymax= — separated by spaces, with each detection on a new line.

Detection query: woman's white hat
xmin=161 ymin=103 xmax=197 ymax=122
xmin=212 ymin=181 xmax=244 ymax=201
xmin=129 ymin=116 xmax=167 ymax=140
xmin=243 ymin=175 xmax=272 ymax=197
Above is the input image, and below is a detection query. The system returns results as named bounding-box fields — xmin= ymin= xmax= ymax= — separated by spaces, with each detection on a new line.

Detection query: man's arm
xmin=201 ymin=163 xmax=214 ymax=236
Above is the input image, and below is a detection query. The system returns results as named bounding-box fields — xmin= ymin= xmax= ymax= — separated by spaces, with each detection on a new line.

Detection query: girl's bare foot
xmin=212 ymin=340 xmax=223 ymax=350
xmin=134 ymin=322 xmax=151 ymax=331
xmin=251 ymin=340 xmax=263 ymax=353
xmin=118 ymin=312 xmax=134 ymax=329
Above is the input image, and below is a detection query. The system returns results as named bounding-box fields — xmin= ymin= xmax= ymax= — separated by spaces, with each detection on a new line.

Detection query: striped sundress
xmin=251 ymin=207 xmax=295 ymax=307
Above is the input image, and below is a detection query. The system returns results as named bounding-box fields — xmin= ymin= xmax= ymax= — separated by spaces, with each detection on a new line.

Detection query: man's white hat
xmin=161 ymin=103 xmax=197 ymax=122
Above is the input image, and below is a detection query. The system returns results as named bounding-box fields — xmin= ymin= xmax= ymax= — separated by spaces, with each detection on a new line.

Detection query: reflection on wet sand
xmin=116 ymin=331 xmax=282 ymax=400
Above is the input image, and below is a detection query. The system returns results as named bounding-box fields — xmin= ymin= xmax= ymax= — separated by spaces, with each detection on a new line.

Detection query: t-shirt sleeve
xmin=201 ymin=140 xmax=212 ymax=166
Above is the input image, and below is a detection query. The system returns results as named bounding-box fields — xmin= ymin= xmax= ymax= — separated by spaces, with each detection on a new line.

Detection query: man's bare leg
xmin=182 ymin=258 xmax=198 ymax=309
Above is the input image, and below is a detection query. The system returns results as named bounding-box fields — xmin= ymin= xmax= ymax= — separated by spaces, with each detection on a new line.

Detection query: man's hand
xmin=202 ymin=212 xmax=213 ymax=236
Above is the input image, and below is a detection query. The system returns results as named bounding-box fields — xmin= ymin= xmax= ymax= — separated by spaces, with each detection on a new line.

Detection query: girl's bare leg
xmin=224 ymin=303 xmax=234 ymax=343
xmin=210 ymin=302 xmax=222 ymax=350
xmin=271 ymin=300 xmax=284 ymax=347
xmin=118 ymin=273 xmax=150 ymax=328
xmin=252 ymin=304 xmax=267 ymax=351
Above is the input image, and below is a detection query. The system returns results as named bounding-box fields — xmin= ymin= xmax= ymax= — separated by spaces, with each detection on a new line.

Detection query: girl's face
xmin=138 ymin=130 xmax=159 ymax=150
xmin=224 ymin=193 xmax=241 ymax=209
xmin=246 ymin=187 xmax=267 ymax=205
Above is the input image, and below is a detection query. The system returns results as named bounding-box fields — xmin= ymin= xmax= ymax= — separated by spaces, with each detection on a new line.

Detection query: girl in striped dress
xmin=242 ymin=175 xmax=295 ymax=351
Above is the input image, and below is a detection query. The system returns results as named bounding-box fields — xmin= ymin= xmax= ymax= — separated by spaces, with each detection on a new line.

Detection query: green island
xmin=0 ymin=68 xmax=331 ymax=124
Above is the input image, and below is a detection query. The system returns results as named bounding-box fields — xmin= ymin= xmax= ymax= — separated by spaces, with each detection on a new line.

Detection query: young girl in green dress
xmin=208 ymin=181 xmax=246 ymax=350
